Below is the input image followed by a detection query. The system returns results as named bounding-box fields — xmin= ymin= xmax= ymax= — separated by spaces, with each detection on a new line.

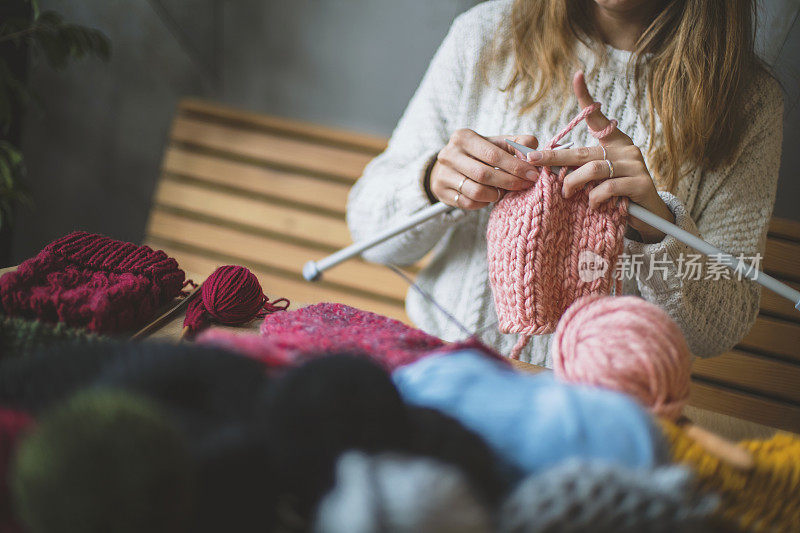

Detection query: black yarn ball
xmin=262 ymin=354 xmax=411 ymax=522
xmin=11 ymin=389 xmax=193 ymax=533
xmin=95 ymin=341 xmax=269 ymax=423
xmin=190 ymin=423 xmax=277 ymax=533
xmin=0 ymin=341 xmax=119 ymax=412
xmin=405 ymin=406 xmax=511 ymax=505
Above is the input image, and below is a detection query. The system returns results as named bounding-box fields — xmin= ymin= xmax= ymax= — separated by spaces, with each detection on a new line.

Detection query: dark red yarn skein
xmin=183 ymin=266 xmax=288 ymax=337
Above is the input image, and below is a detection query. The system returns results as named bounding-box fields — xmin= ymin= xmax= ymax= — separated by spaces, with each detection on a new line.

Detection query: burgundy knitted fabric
xmin=259 ymin=303 xmax=445 ymax=369
xmin=198 ymin=319 xmax=503 ymax=373
xmin=195 ymin=303 xmax=444 ymax=371
xmin=0 ymin=232 xmax=185 ymax=334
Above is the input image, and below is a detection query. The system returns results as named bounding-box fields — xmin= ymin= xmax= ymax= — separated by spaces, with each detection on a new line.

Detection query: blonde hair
xmin=500 ymin=0 xmax=767 ymax=191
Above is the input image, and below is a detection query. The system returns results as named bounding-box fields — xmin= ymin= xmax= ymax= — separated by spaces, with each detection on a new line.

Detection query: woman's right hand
xmin=429 ymin=129 xmax=541 ymax=210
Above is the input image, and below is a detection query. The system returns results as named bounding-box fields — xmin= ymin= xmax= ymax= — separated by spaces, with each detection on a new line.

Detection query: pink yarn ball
xmin=551 ymin=295 xmax=691 ymax=420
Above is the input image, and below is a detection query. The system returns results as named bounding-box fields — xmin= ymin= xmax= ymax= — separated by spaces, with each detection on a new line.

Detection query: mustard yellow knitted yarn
xmin=660 ymin=421 xmax=800 ymax=532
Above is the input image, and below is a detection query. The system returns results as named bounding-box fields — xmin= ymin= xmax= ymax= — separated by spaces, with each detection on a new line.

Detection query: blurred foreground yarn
xmin=393 ymin=349 xmax=666 ymax=473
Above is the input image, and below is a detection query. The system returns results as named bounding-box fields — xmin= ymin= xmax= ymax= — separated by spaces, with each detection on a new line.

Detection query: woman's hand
xmin=429 ymin=130 xmax=541 ymax=210
xmin=524 ymin=71 xmax=674 ymax=242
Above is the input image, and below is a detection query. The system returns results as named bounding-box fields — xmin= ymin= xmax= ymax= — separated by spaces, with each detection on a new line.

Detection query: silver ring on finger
xmin=453 ymin=192 xmax=460 ymax=206
xmin=604 ymin=159 xmax=614 ymax=179
xmin=457 ymin=176 xmax=468 ymax=195
xmin=494 ymin=187 xmax=502 ymax=203
xmin=600 ymin=145 xmax=607 ymax=161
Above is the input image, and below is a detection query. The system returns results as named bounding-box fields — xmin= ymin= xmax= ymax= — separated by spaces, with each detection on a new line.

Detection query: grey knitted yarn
xmin=313 ymin=451 xmax=492 ymax=533
xmin=499 ymin=460 xmax=718 ymax=533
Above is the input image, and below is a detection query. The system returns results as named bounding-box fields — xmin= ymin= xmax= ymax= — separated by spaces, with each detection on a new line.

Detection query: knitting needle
xmin=504 ymin=139 xmax=800 ymax=311
xmin=131 ymin=285 xmax=202 ymax=340
xmin=302 ymin=142 xmax=573 ymax=282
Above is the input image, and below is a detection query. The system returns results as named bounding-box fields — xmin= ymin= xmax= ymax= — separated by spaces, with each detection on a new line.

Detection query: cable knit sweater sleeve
xmin=346 ymin=14 xmax=472 ymax=265
xmin=625 ymin=75 xmax=784 ymax=357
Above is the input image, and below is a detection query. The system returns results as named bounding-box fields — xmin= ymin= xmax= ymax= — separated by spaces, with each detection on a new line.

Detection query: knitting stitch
xmin=258 ymin=303 xmax=446 ymax=370
xmin=499 ymin=459 xmax=716 ymax=532
xmin=661 ymin=420 xmax=800 ymax=532
xmin=487 ymin=103 xmax=627 ymax=358
xmin=0 ymin=232 xmax=185 ymax=334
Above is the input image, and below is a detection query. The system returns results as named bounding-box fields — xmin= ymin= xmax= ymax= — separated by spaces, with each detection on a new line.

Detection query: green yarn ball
xmin=11 ymin=389 xmax=193 ymax=533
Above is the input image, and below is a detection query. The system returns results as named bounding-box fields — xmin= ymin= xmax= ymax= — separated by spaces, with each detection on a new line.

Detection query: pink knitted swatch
xmin=487 ymin=103 xmax=628 ymax=358
xmin=551 ymin=295 xmax=691 ymax=420
xmin=0 ymin=232 xmax=185 ymax=334
xmin=258 ymin=303 xmax=445 ymax=370
xmin=198 ymin=303 xmax=506 ymax=371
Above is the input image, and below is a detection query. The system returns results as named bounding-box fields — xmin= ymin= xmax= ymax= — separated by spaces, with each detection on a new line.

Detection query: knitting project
xmin=0 ymin=232 xmax=185 ymax=334
xmin=661 ymin=420 xmax=800 ymax=532
xmin=499 ymin=459 xmax=716 ymax=533
xmin=257 ymin=303 xmax=446 ymax=369
xmin=487 ymin=103 xmax=627 ymax=357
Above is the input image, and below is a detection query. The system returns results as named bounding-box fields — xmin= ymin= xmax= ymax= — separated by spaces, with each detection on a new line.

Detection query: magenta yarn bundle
xmin=182 ymin=265 xmax=289 ymax=337
xmin=486 ymin=103 xmax=627 ymax=358
xmin=198 ymin=303 xmax=449 ymax=371
xmin=258 ymin=303 xmax=447 ymax=370
xmin=0 ymin=232 xmax=185 ymax=334
xmin=551 ymin=295 xmax=692 ymax=420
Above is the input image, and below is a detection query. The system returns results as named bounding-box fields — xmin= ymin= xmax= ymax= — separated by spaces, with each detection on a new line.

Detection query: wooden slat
xmin=689 ymin=381 xmax=800 ymax=433
xmin=691 ymin=350 xmax=800 ymax=403
xmin=152 ymin=245 xmax=409 ymax=323
xmin=763 ymin=238 xmax=800 ymax=283
xmin=170 ymin=117 xmax=373 ymax=182
xmin=759 ymin=280 xmax=800 ymax=322
xmin=179 ymin=98 xmax=388 ymax=154
xmin=163 ymin=148 xmax=351 ymax=214
xmin=739 ymin=316 xmax=800 ymax=362
xmin=147 ymin=209 xmax=409 ymax=303
xmin=153 ymin=179 xmax=352 ymax=249
xmin=768 ymin=217 xmax=800 ymax=242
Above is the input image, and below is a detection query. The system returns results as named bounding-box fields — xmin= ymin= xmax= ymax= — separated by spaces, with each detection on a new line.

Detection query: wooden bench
xmin=144 ymin=98 xmax=800 ymax=433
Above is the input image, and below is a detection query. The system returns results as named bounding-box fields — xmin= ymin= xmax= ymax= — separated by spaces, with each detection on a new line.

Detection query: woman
xmin=346 ymin=0 xmax=783 ymax=365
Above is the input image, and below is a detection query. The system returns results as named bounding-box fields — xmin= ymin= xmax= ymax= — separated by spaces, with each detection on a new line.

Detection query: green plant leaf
xmin=28 ymin=12 xmax=111 ymax=69
xmin=28 ymin=0 xmax=41 ymax=21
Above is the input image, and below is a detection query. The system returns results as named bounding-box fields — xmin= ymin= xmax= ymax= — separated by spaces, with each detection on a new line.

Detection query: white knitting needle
xmin=505 ymin=139 xmax=800 ymax=310
xmin=305 ymin=139 xmax=800 ymax=311
xmin=302 ymin=142 xmax=573 ymax=282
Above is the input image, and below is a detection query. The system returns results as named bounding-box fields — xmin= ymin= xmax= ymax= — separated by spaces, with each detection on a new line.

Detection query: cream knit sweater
xmin=346 ymin=0 xmax=783 ymax=366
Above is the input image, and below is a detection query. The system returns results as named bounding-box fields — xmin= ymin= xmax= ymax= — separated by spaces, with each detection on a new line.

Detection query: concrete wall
xmin=10 ymin=0 xmax=800 ymax=263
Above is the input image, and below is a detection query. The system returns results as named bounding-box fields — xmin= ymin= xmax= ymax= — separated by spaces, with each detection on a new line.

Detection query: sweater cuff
xmin=624 ymin=191 xmax=697 ymax=295
xmin=395 ymin=149 xmax=465 ymax=226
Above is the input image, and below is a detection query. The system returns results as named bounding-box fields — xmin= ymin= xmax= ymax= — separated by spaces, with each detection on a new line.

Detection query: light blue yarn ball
xmin=392 ymin=349 xmax=666 ymax=475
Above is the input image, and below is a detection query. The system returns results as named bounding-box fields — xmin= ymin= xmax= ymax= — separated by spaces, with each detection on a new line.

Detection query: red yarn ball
xmin=183 ymin=266 xmax=288 ymax=337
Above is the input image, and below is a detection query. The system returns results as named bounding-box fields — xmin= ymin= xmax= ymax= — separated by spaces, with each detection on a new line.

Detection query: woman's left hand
xmin=525 ymin=71 xmax=674 ymax=243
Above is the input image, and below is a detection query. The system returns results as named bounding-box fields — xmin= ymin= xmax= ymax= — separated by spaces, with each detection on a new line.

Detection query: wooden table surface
xmin=0 ymin=265 xmax=778 ymax=440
